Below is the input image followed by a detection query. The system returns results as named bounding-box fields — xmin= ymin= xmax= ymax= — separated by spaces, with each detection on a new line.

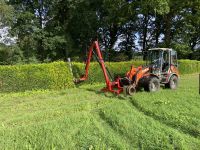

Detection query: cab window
xmin=171 ymin=51 xmax=178 ymax=66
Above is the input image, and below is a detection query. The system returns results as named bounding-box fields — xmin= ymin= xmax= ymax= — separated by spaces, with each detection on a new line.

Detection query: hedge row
xmin=72 ymin=60 xmax=200 ymax=84
xmin=178 ymin=59 xmax=200 ymax=74
xmin=72 ymin=61 xmax=145 ymax=84
xmin=0 ymin=61 xmax=74 ymax=92
xmin=0 ymin=60 xmax=199 ymax=92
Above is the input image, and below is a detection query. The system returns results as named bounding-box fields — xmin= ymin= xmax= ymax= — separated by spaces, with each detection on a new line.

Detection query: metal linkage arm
xmin=78 ymin=41 xmax=111 ymax=87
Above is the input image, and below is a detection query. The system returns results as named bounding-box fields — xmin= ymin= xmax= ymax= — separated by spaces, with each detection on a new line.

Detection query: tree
xmin=0 ymin=43 xmax=23 ymax=65
xmin=0 ymin=0 xmax=14 ymax=26
xmin=9 ymin=0 xmax=72 ymax=62
xmin=0 ymin=0 xmax=198 ymax=65
xmin=135 ymin=0 xmax=169 ymax=59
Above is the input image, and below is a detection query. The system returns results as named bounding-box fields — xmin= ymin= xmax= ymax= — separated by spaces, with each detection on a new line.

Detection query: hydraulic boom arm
xmin=79 ymin=41 xmax=111 ymax=85
xmin=76 ymin=40 xmax=123 ymax=94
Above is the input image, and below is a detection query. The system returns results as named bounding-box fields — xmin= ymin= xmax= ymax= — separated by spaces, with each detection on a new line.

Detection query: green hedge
xmin=0 ymin=61 xmax=74 ymax=92
xmin=72 ymin=60 xmax=200 ymax=84
xmin=72 ymin=61 xmax=145 ymax=84
xmin=0 ymin=60 xmax=199 ymax=92
xmin=178 ymin=59 xmax=200 ymax=74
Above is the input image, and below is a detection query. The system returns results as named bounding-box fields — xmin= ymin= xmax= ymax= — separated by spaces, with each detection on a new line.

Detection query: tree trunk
xmin=142 ymin=13 xmax=148 ymax=60
xmin=37 ymin=0 xmax=45 ymax=61
xmin=155 ymin=15 xmax=161 ymax=46
xmin=106 ymin=23 xmax=118 ymax=61
xmin=109 ymin=23 xmax=118 ymax=49
xmin=164 ymin=13 xmax=172 ymax=47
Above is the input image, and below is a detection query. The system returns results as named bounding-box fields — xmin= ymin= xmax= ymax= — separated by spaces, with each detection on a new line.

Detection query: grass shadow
xmin=84 ymin=88 xmax=128 ymax=100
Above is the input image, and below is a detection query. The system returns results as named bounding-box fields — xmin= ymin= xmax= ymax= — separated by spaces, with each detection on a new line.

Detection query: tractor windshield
xmin=147 ymin=50 xmax=163 ymax=68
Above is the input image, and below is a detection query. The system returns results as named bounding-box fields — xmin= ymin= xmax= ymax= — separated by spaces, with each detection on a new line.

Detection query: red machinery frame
xmin=78 ymin=40 xmax=123 ymax=94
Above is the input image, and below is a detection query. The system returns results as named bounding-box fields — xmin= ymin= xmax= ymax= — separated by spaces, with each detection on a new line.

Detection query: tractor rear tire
xmin=165 ymin=75 xmax=178 ymax=90
xmin=144 ymin=77 xmax=160 ymax=92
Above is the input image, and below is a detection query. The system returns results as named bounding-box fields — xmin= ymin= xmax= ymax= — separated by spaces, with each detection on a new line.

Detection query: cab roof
xmin=148 ymin=48 xmax=173 ymax=51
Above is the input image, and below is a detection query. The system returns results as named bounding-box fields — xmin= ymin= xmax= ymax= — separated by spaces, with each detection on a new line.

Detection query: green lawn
xmin=0 ymin=74 xmax=199 ymax=149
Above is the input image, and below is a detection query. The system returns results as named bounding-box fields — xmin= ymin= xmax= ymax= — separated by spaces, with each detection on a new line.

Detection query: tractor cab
xmin=147 ymin=48 xmax=178 ymax=76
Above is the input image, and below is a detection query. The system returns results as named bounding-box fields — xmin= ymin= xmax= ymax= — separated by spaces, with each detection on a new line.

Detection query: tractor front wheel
xmin=126 ymin=85 xmax=136 ymax=95
xmin=144 ymin=77 xmax=160 ymax=92
xmin=165 ymin=75 xmax=178 ymax=90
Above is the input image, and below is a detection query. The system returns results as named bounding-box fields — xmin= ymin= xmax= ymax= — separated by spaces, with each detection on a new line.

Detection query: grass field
xmin=0 ymin=74 xmax=199 ymax=149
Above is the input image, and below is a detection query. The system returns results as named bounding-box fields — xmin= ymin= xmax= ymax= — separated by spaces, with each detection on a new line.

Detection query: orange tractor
xmin=76 ymin=40 xmax=179 ymax=95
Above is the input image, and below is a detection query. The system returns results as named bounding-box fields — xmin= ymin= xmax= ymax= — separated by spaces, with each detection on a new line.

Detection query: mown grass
xmin=0 ymin=74 xmax=199 ymax=149
xmin=130 ymin=74 xmax=200 ymax=139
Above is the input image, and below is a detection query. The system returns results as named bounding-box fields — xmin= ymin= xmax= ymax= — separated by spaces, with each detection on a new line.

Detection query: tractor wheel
xmin=145 ymin=77 xmax=160 ymax=92
xmin=165 ymin=75 xmax=178 ymax=90
xmin=127 ymin=85 xmax=136 ymax=96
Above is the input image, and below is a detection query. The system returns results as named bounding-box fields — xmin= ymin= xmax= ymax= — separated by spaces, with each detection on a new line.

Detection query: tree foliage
xmin=0 ymin=0 xmax=199 ymax=64
xmin=0 ymin=0 xmax=14 ymax=26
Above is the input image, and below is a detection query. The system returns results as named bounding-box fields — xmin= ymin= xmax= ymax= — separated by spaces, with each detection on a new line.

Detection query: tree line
xmin=0 ymin=0 xmax=199 ymax=64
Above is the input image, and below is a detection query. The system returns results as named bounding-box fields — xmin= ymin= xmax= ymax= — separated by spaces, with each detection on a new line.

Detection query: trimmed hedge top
xmin=0 ymin=60 xmax=199 ymax=92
